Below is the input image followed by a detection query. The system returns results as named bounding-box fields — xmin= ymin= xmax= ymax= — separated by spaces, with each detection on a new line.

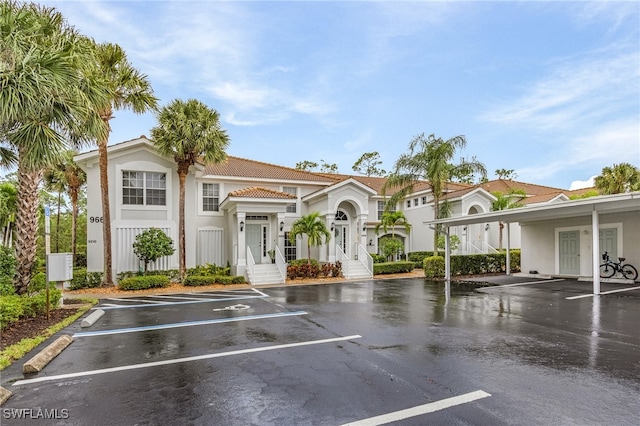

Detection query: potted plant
xmin=267 ymin=249 xmax=276 ymax=263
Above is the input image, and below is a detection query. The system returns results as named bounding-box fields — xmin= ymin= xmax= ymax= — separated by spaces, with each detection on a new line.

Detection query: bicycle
xmin=599 ymin=252 xmax=638 ymax=280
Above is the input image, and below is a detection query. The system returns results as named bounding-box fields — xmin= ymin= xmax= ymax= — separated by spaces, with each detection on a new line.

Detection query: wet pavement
xmin=2 ymin=277 xmax=639 ymax=425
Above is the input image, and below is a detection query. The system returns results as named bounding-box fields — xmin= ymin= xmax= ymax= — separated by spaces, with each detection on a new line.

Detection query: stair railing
xmin=336 ymin=244 xmax=349 ymax=278
xmin=275 ymin=246 xmax=286 ymax=283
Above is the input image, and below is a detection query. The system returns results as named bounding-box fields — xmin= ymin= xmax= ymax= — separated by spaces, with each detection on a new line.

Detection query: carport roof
xmin=424 ymin=191 xmax=640 ymax=227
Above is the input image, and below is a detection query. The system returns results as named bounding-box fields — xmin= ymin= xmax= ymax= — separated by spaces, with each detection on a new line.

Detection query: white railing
xmin=246 ymin=247 xmax=255 ymax=283
xmin=336 ymin=244 xmax=349 ymax=278
xmin=356 ymin=243 xmax=373 ymax=276
xmin=275 ymin=246 xmax=286 ymax=283
xmin=483 ymin=241 xmax=499 ymax=253
xmin=464 ymin=242 xmax=483 ymax=255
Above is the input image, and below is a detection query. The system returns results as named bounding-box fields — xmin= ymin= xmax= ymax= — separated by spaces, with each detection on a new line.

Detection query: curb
xmin=81 ymin=309 xmax=105 ymax=328
xmin=0 ymin=386 xmax=12 ymax=405
xmin=23 ymin=335 xmax=73 ymax=374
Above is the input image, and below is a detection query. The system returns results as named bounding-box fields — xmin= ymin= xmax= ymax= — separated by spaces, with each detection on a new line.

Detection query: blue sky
xmin=42 ymin=0 xmax=639 ymax=190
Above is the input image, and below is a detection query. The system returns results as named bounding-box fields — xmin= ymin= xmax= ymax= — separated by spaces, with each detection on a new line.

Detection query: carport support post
xmin=592 ymin=209 xmax=600 ymax=295
xmin=505 ymin=222 xmax=511 ymax=275
xmin=445 ymin=227 xmax=451 ymax=281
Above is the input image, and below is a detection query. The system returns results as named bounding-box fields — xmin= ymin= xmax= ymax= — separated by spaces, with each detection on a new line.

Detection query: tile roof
xmin=227 ymin=187 xmax=297 ymax=199
xmin=479 ymin=179 xmax=565 ymax=195
xmin=203 ymin=156 xmax=338 ymax=183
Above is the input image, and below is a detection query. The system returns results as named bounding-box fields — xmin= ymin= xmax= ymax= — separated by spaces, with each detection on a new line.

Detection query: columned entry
xmin=559 ymin=230 xmax=580 ymax=275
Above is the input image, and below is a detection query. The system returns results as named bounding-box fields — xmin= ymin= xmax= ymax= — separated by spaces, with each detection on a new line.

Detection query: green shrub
xmin=186 ymin=264 xmax=230 ymax=277
xmin=423 ymin=256 xmax=445 ymax=278
xmin=422 ymin=250 xmax=522 ymax=278
xmin=0 ymin=277 xmax=15 ymax=296
xmin=407 ymin=251 xmax=434 ymax=268
xmin=183 ymin=275 xmax=246 ymax=286
xmin=0 ymin=294 xmax=24 ymax=329
xmin=373 ymin=261 xmax=415 ymax=275
xmin=371 ymin=254 xmax=387 ymax=264
xmin=132 ymin=228 xmax=175 ymax=274
xmin=27 ymin=272 xmax=46 ymax=294
xmin=0 ymin=245 xmax=16 ymax=281
xmin=118 ymin=269 xmax=179 ymax=281
xmin=288 ymin=258 xmax=319 ymax=267
xmin=69 ymin=268 xmax=103 ymax=290
xmin=118 ymin=275 xmax=170 ymax=291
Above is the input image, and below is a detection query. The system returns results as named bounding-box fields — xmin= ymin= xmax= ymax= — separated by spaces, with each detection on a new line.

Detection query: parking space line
xmin=12 ymin=335 xmax=362 ymax=387
xmin=341 ymin=390 xmax=491 ymax=426
xmin=97 ymin=295 xmax=267 ymax=310
xmin=105 ymin=298 xmax=167 ymax=304
xmin=492 ymin=278 xmax=565 ymax=288
xmin=73 ymin=311 xmax=308 ymax=337
xmin=149 ymin=295 xmax=221 ymax=301
xmin=566 ymin=286 xmax=640 ymax=300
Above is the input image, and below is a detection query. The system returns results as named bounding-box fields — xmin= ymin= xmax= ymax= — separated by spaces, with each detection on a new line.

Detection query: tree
xmin=132 ymin=228 xmax=175 ymax=274
xmin=43 ymin=150 xmax=86 ymax=262
xmin=295 ymin=160 xmax=318 ymax=172
xmin=379 ymin=237 xmax=404 ymax=262
xmin=319 ymin=160 xmax=339 ymax=174
xmin=295 ymin=159 xmax=338 ymax=173
xmin=491 ymin=189 xmax=525 ymax=250
xmin=594 ymin=163 xmax=640 ymax=195
xmin=93 ymin=42 xmax=158 ymax=286
xmin=375 ymin=211 xmax=410 ymax=239
xmin=289 ymin=212 xmax=331 ymax=264
xmin=383 ymin=133 xmax=486 ymax=256
xmin=151 ymin=99 xmax=229 ymax=280
xmin=495 ymin=168 xmax=518 ymax=180
xmin=1 ymin=2 xmax=111 ymax=294
xmin=352 ymin=152 xmax=386 ymax=176
xmin=0 ymin=182 xmax=18 ymax=247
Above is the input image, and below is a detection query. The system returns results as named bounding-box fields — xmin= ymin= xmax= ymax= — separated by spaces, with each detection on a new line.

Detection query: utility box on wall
xmin=48 ymin=253 xmax=73 ymax=282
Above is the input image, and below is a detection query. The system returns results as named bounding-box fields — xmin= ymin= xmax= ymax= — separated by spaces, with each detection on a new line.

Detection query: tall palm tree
xmin=383 ymin=133 xmax=486 ymax=256
xmin=289 ymin=212 xmax=332 ymax=264
xmin=491 ymin=189 xmax=525 ymax=250
xmin=594 ymin=163 xmax=640 ymax=195
xmin=43 ymin=150 xmax=86 ymax=262
xmin=93 ymin=43 xmax=158 ymax=285
xmin=1 ymin=2 xmax=110 ymax=294
xmin=150 ymin=99 xmax=230 ymax=280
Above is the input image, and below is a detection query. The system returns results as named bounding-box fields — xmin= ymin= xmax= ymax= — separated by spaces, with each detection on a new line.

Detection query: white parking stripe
xmin=73 ymin=311 xmax=307 ymax=337
xmin=12 ymin=335 xmax=362 ymax=387
xmin=566 ymin=285 xmax=640 ymax=300
xmin=150 ymin=295 xmax=219 ymax=301
xmin=341 ymin=390 xmax=491 ymax=426
xmin=98 ymin=295 xmax=267 ymax=310
xmin=106 ymin=298 xmax=166 ymax=304
xmin=493 ymin=278 xmax=565 ymax=288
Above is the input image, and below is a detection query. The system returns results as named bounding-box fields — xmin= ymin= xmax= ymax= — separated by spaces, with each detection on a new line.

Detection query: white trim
xmin=115 ymin=161 xmax=172 ymax=222
xmin=197 ymin=181 xmax=224 ymax=217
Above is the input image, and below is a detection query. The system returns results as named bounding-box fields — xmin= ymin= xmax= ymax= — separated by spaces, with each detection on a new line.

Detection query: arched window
xmin=335 ymin=211 xmax=348 ymax=221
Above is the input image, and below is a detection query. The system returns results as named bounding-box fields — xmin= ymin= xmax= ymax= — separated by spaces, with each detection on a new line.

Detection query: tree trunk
xmin=14 ymin=163 xmax=42 ymax=295
xmin=70 ymin=186 xmax=78 ymax=265
xmin=178 ymin=167 xmax=187 ymax=281
xmin=98 ymin=109 xmax=114 ymax=285
xmin=433 ymin=195 xmax=440 ymax=257
xmin=55 ymin=190 xmax=61 ymax=252
xmin=498 ymin=222 xmax=504 ymax=251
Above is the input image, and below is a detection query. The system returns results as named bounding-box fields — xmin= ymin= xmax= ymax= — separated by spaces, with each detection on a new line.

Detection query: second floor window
xmin=203 ymin=183 xmax=220 ymax=212
xmin=122 ymin=171 xmax=166 ymax=206
xmin=377 ymin=200 xmax=396 ymax=220
xmin=283 ymin=186 xmax=297 ymax=213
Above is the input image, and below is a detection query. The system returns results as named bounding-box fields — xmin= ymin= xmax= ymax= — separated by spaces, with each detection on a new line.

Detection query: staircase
xmin=344 ymin=260 xmax=373 ymax=280
xmin=247 ymin=263 xmax=285 ymax=285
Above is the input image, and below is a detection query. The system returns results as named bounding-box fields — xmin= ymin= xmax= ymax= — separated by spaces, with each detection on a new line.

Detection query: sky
xmin=37 ymin=0 xmax=640 ymax=190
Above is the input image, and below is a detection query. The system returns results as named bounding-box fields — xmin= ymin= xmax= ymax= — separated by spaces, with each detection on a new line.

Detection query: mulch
xmin=1 ymin=304 xmax=80 ymax=349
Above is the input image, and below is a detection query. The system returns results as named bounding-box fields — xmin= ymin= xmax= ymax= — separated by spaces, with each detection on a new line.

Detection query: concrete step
xmin=248 ymin=264 xmax=284 ymax=285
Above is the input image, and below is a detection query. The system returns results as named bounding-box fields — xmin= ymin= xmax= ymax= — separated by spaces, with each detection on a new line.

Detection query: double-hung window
xmin=202 ymin=183 xmax=220 ymax=212
xmin=283 ymin=186 xmax=297 ymax=213
xmin=122 ymin=171 xmax=166 ymax=206
xmin=377 ymin=200 xmax=396 ymax=220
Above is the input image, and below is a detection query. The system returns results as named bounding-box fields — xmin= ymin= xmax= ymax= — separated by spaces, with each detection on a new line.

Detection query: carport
xmin=425 ymin=192 xmax=640 ymax=295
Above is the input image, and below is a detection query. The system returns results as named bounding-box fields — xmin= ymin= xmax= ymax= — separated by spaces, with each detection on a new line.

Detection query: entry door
xmin=598 ymin=228 xmax=617 ymax=260
xmin=247 ymin=224 xmax=266 ymax=263
xmin=335 ymin=224 xmax=348 ymax=256
xmin=559 ymin=231 xmax=580 ymax=275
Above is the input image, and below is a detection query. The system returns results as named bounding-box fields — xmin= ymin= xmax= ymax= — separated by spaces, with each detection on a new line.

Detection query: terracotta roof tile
xmin=227 ymin=187 xmax=297 ymax=199
xmin=479 ymin=179 xmax=565 ymax=195
xmin=203 ymin=156 xmax=338 ymax=183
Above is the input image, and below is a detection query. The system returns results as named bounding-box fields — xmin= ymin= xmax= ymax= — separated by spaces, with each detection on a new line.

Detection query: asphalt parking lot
xmin=2 ymin=277 xmax=639 ymax=425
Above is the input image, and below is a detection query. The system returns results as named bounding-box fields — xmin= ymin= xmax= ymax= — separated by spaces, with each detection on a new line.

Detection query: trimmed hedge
xmin=371 ymin=254 xmax=387 ymax=264
xmin=422 ymin=250 xmax=521 ymax=278
xmin=183 ymin=275 xmax=246 ymax=286
xmin=118 ymin=269 xmax=180 ymax=281
xmin=407 ymin=251 xmax=435 ymax=268
xmin=373 ymin=261 xmax=415 ymax=275
xmin=118 ymin=275 xmax=170 ymax=291
xmin=0 ymin=288 xmax=62 ymax=330
xmin=69 ymin=268 xmax=103 ymax=290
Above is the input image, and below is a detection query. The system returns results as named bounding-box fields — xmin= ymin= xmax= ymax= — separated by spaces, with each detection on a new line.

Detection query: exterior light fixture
xmin=240 ymin=221 xmax=244 ymax=232
xmin=280 ymin=221 xmax=284 ymax=232
xmin=362 ymin=224 xmax=367 ymax=232
xmin=368 ymin=239 xmax=373 ymax=246
xmin=485 ymin=224 xmax=490 ymax=231
xmin=331 ymin=222 xmax=335 ymax=231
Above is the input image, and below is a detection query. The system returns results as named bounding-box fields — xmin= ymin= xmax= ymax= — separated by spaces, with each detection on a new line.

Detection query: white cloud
xmin=570 ymin=176 xmax=595 ymax=190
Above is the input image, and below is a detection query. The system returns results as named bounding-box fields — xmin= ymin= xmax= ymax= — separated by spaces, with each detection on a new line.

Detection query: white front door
xmin=559 ymin=230 xmax=580 ymax=275
xmin=335 ymin=224 xmax=348 ymax=257
xmin=247 ymin=224 xmax=267 ymax=264
xmin=599 ymin=228 xmax=617 ymax=260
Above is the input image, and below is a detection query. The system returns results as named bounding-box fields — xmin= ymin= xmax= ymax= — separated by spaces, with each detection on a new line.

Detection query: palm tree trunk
xmin=178 ymin=168 xmax=187 ymax=281
xmin=433 ymin=195 xmax=440 ymax=257
xmin=14 ymin=163 xmax=42 ymax=295
xmin=70 ymin=187 xmax=78 ymax=265
xmin=98 ymin=138 xmax=113 ymax=285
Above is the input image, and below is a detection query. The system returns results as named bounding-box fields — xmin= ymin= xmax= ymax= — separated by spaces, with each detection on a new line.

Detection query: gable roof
xmin=479 ymin=179 xmax=564 ymax=196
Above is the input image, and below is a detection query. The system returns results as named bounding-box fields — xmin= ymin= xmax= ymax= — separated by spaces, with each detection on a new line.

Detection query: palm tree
xmin=1 ymin=2 xmax=110 ymax=294
xmin=43 ymin=151 xmax=86 ymax=262
xmin=150 ymin=99 xmax=230 ymax=280
xmin=93 ymin=43 xmax=158 ymax=285
xmin=289 ymin=212 xmax=332 ymax=264
xmin=375 ymin=210 xmax=411 ymax=238
xmin=594 ymin=163 xmax=640 ymax=195
xmin=383 ymin=133 xmax=486 ymax=256
xmin=0 ymin=182 xmax=18 ymax=247
xmin=491 ymin=189 xmax=525 ymax=250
